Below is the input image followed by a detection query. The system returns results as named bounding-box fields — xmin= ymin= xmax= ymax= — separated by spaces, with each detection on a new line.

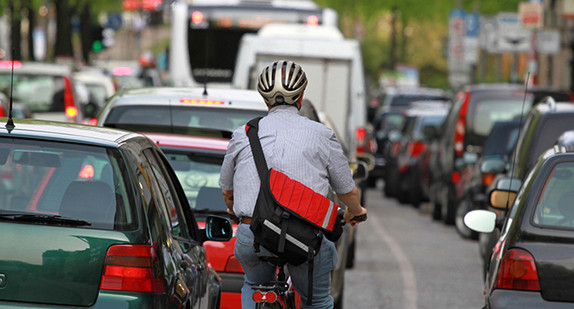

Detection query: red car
xmin=142 ymin=132 xmax=243 ymax=309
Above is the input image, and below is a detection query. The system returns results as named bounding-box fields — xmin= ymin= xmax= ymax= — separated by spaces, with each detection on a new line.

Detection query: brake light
xmin=0 ymin=104 xmax=5 ymax=117
xmin=407 ymin=141 xmax=426 ymax=158
xmin=79 ymin=164 xmax=95 ymax=179
xmin=192 ymin=10 xmax=204 ymax=25
xmin=307 ymin=15 xmax=319 ymax=26
xmin=0 ymin=60 xmax=21 ymax=69
xmin=100 ymin=245 xmax=166 ymax=293
xmin=88 ymin=118 xmax=98 ymax=126
xmin=63 ymin=76 xmax=78 ymax=120
xmin=112 ymin=67 xmax=133 ymax=76
xmin=496 ymin=248 xmax=540 ymax=291
xmin=225 ymin=256 xmax=244 ymax=273
xmin=355 ymin=128 xmax=367 ymax=154
xmin=453 ymin=91 xmax=469 ymax=157
xmin=451 ymin=170 xmax=461 ymax=184
xmin=482 ymin=173 xmax=496 ymax=187
xmin=180 ymin=98 xmax=224 ymax=105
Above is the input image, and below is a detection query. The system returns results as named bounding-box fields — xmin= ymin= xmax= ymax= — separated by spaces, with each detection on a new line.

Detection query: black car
xmin=367 ymin=86 xmax=451 ymax=188
xmin=385 ymin=102 xmax=449 ymax=206
xmin=474 ymin=97 xmax=574 ymax=271
xmin=430 ymin=84 xmax=572 ymax=228
xmin=464 ymin=131 xmax=574 ymax=308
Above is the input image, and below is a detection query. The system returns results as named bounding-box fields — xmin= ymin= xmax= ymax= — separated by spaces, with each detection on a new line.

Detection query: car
xmin=429 ymin=84 xmax=571 ymax=229
xmin=464 ymin=131 xmax=574 ymax=308
xmin=0 ymin=61 xmax=88 ymax=123
xmin=0 ymin=117 xmax=232 ymax=308
xmin=96 ymin=87 xmax=269 ymax=132
xmin=368 ymin=86 xmax=451 ymax=189
xmin=474 ymin=97 xmax=574 ymax=272
xmin=95 ymin=60 xmax=164 ymax=89
xmin=73 ymin=68 xmax=117 ymax=123
xmin=391 ymin=102 xmax=449 ymax=207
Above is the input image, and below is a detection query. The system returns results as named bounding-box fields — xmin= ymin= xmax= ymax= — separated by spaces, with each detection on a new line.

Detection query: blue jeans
xmin=234 ymin=223 xmax=338 ymax=309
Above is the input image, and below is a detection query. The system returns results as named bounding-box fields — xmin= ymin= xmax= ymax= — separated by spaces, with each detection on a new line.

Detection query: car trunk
xmin=526 ymin=240 xmax=574 ymax=302
xmin=0 ymin=222 xmax=131 ymax=306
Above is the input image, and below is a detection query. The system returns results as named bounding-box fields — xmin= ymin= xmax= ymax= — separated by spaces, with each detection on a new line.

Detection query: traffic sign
xmin=519 ymin=2 xmax=543 ymax=29
xmin=479 ymin=16 xmax=498 ymax=53
xmin=537 ymin=30 xmax=560 ymax=54
xmin=496 ymin=12 xmax=532 ymax=53
xmin=464 ymin=12 xmax=479 ymax=64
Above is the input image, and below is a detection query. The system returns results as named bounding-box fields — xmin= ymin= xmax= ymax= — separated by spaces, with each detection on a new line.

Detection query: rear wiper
xmin=0 ymin=212 xmax=91 ymax=226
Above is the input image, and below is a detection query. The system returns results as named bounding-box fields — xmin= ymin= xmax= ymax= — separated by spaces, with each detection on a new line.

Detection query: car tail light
xmin=88 ymin=118 xmax=98 ymax=126
xmin=482 ymin=173 xmax=496 ymax=187
xmin=496 ymin=248 xmax=540 ymax=291
xmin=0 ymin=103 xmax=5 ymax=117
xmin=224 ymin=256 xmax=244 ymax=273
xmin=391 ymin=141 xmax=401 ymax=157
xmin=451 ymin=170 xmax=461 ymax=184
xmin=63 ymin=76 xmax=78 ymax=121
xmin=192 ymin=10 xmax=204 ymax=25
xmin=356 ymin=128 xmax=367 ymax=154
xmin=307 ymin=15 xmax=319 ymax=26
xmin=407 ymin=141 xmax=426 ymax=158
xmin=453 ymin=91 xmax=470 ymax=157
xmin=100 ymin=244 xmax=166 ymax=293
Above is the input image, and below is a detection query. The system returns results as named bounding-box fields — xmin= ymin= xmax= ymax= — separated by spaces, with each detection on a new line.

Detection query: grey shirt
xmin=219 ymin=105 xmax=355 ymax=218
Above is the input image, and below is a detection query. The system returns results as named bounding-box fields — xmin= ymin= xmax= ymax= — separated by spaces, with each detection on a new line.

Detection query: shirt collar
xmin=269 ymin=105 xmax=299 ymax=115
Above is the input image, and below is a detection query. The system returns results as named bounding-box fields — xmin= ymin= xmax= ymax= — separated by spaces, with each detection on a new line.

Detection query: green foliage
xmin=315 ymin=0 xmax=526 ymax=89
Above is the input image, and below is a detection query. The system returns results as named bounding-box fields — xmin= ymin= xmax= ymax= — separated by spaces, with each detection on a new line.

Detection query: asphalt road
xmin=343 ymin=182 xmax=485 ymax=309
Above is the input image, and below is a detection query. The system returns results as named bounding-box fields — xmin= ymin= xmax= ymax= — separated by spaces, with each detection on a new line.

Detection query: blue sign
xmin=465 ymin=13 xmax=479 ymax=37
xmin=107 ymin=13 xmax=123 ymax=31
xmin=449 ymin=8 xmax=467 ymax=37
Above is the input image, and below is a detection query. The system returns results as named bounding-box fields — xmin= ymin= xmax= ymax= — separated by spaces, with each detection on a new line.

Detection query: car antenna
xmin=505 ymin=72 xmax=531 ymax=210
xmin=5 ymin=48 xmax=16 ymax=133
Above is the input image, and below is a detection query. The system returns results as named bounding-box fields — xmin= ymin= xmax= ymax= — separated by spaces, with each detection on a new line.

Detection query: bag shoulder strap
xmin=246 ymin=117 xmax=268 ymax=181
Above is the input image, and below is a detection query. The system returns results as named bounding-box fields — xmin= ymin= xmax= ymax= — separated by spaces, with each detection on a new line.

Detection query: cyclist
xmin=219 ymin=60 xmax=367 ymax=308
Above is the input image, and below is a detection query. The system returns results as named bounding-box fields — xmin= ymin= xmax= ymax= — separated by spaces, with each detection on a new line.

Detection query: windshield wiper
xmin=0 ymin=211 xmax=91 ymax=226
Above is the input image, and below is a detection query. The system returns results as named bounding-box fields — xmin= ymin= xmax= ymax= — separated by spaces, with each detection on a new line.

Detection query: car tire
xmin=345 ymin=236 xmax=356 ymax=269
xmin=455 ymin=196 xmax=478 ymax=239
xmin=440 ymin=185 xmax=456 ymax=225
xmin=429 ymin=183 xmax=442 ymax=221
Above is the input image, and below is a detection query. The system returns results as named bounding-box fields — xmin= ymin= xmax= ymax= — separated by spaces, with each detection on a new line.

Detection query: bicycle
xmin=250 ymin=210 xmax=367 ymax=309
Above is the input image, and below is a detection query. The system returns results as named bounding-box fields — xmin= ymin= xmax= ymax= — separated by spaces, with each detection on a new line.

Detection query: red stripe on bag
xmin=269 ymin=169 xmax=337 ymax=231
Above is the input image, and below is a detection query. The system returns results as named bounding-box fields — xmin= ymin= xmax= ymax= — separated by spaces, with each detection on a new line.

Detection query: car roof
xmin=383 ymin=86 xmax=451 ymax=97
xmin=0 ymin=61 xmax=72 ymax=76
xmin=109 ymin=87 xmax=267 ymax=111
xmin=0 ymin=118 xmax=136 ymax=147
xmin=142 ymin=132 xmax=229 ymax=152
xmin=533 ymin=101 xmax=574 ymax=114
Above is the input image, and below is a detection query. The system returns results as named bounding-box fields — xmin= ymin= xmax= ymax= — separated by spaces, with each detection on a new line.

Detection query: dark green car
xmin=0 ymin=118 xmax=232 ymax=308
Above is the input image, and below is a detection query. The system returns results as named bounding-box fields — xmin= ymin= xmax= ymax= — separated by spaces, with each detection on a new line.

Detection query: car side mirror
xmin=201 ymin=215 xmax=233 ymax=242
xmin=488 ymin=177 xmax=522 ymax=210
xmin=480 ymin=157 xmax=506 ymax=174
xmin=464 ymin=209 xmax=497 ymax=233
xmin=351 ymin=160 xmax=368 ymax=182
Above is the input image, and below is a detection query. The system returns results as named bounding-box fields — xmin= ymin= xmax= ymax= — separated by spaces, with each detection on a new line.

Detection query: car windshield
xmin=0 ymin=74 xmax=65 ymax=113
xmin=533 ymin=161 xmax=574 ymax=229
xmin=161 ymin=148 xmax=227 ymax=213
xmin=104 ymin=105 xmax=267 ymax=132
xmin=0 ymin=137 xmax=136 ymax=230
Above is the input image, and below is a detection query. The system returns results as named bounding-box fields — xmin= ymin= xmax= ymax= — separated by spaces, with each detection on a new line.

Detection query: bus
xmin=169 ymin=0 xmax=338 ymax=87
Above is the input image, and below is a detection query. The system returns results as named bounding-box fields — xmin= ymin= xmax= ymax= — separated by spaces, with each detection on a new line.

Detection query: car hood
xmin=0 ymin=222 xmax=131 ymax=306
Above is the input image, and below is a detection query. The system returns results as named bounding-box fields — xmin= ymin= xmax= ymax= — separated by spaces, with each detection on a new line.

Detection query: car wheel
xmin=333 ymin=279 xmax=344 ymax=309
xmin=455 ymin=196 xmax=478 ymax=239
xmin=440 ymin=185 xmax=455 ymax=225
xmin=345 ymin=236 xmax=356 ymax=269
xmin=429 ymin=183 xmax=442 ymax=221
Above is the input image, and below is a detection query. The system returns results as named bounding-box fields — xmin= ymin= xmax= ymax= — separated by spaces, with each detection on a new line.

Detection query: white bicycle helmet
xmin=257 ymin=60 xmax=308 ymax=107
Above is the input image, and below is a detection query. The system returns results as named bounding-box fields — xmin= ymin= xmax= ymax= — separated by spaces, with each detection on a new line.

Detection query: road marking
xmin=370 ymin=211 xmax=418 ymax=309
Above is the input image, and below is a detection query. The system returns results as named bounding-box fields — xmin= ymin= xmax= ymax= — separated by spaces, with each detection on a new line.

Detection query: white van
xmin=232 ymin=24 xmax=367 ymax=157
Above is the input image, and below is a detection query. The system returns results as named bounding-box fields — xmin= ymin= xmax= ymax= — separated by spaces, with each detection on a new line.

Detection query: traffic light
xmin=91 ymin=25 xmax=104 ymax=53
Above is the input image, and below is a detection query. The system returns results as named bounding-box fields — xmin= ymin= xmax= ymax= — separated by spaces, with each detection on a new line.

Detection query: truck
xmin=232 ymin=23 xmax=367 ymax=159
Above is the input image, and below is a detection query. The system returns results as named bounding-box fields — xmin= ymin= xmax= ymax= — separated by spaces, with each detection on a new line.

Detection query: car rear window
xmin=533 ymin=161 xmax=574 ymax=229
xmin=0 ymin=137 xmax=137 ymax=231
xmin=467 ymin=92 xmax=533 ymax=147
xmin=161 ymin=147 xmax=227 ymax=213
xmin=387 ymin=94 xmax=449 ymax=108
xmin=0 ymin=74 xmax=65 ymax=113
xmin=104 ymin=105 xmax=267 ymax=133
